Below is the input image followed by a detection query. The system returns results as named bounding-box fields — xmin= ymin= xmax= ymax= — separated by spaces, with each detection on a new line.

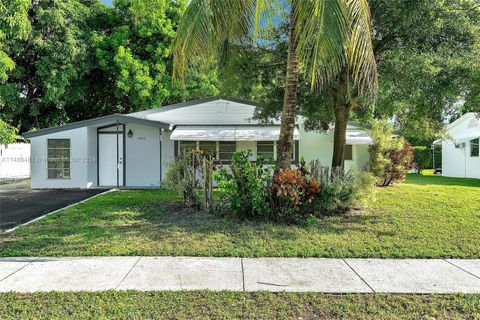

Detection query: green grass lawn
xmin=0 ymin=174 xmax=479 ymax=258
xmin=1 ymin=291 xmax=479 ymax=319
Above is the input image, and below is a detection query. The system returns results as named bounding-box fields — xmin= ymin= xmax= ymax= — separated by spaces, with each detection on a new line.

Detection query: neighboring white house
xmin=22 ymin=97 xmax=374 ymax=189
xmin=0 ymin=143 xmax=31 ymax=181
xmin=435 ymin=112 xmax=480 ymax=179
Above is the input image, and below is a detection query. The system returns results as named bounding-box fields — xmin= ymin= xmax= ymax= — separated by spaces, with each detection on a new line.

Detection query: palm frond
xmin=346 ymin=0 xmax=378 ymax=97
xmin=293 ymin=0 xmax=348 ymax=90
xmin=173 ymin=0 xmax=258 ymax=80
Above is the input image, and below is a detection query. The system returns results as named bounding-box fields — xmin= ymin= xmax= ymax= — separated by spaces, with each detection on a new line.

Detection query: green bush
xmin=213 ymin=151 xmax=272 ymax=220
xmin=310 ymin=162 xmax=376 ymax=215
xmin=162 ymin=153 xmax=199 ymax=207
xmin=214 ymin=153 xmax=375 ymax=223
xmin=368 ymin=120 xmax=414 ymax=186
xmin=413 ymin=146 xmax=441 ymax=172
xmin=269 ymin=164 xmax=321 ymax=222
xmin=162 ymin=151 xmax=215 ymax=210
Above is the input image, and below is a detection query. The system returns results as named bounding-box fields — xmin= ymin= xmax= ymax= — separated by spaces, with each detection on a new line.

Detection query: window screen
xmin=257 ymin=141 xmax=275 ymax=161
xmin=199 ymin=141 xmax=217 ymax=157
xmin=47 ymin=139 xmax=70 ymax=179
xmin=179 ymin=141 xmax=197 ymax=155
xmin=471 ymin=138 xmax=479 ymax=157
xmin=218 ymin=141 xmax=236 ymax=161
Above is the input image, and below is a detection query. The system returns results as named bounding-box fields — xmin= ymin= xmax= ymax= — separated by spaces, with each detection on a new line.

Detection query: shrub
xmin=213 ymin=151 xmax=272 ymax=220
xmin=413 ymin=146 xmax=442 ymax=172
xmin=162 ymin=151 xmax=214 ymax=209
xmin=368 ymin=120 xmax=414 ymax=186
xmin=163 ymin=153 xmax=198 ymax=207
xmin=269 ymin=164 xmax=320 ymax=222
xmin=310 ymin=161 xmax=376 ymax=215
xmin=214 ymin=154 xmax=375 ymax=223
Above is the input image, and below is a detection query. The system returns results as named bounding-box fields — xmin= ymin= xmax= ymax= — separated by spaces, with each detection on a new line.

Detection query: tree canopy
xmin=0 ymin=0 xmax=218 ymax=133
xmin=217 ymin=0 xmax=480 ymax=146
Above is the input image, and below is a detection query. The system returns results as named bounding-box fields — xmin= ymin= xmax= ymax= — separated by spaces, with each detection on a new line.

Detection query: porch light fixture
xmin=127 ymin=129 xmax=133 ymax=138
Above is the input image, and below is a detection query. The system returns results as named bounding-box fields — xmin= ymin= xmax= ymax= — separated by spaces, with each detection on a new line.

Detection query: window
xmin=199 ymin=141 xmax=217 ymax=157
xmin=218 ymin=141 xmax=236 ymax=162
xmin=257 ymin=141 xmax=275 ymax=161
xmin=178 ymin=141 xmax=196 ymax=155
xmin=344 ymin=144 xmax=353 ymax=161
xmin=47 ymin=139 xmax=70 ymax=179
xmin=471 ymin=138 xmax=479 ymax=157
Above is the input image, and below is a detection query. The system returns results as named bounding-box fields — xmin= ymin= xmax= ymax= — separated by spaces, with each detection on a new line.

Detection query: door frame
xmin=97 ymin=122 xmax=126 ymax=188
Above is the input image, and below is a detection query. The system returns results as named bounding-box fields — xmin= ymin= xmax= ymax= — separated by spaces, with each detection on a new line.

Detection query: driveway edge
xmin=2 ymin=189 xmax=116 ymax=234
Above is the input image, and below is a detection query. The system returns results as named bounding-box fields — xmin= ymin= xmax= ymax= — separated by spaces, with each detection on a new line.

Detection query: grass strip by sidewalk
xmin=1 ymin=291 xmax=480 ymax=319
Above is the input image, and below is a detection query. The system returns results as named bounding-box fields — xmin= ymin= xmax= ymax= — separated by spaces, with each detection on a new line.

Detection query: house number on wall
xmin=137 ymin=137 xmax=146 ymax=140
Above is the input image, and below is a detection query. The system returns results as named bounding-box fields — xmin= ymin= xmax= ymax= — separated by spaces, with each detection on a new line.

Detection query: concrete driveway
xmin=0 ymin=180 xmax=107 ymax=230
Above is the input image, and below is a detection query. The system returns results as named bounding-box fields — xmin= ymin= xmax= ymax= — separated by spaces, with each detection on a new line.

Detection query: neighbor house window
xmin=344 ymin=144 xmax=353 ymax=161
xmin=179 ymin=141 xmax=196 ymax=155
xmin=47 ymin=139 xmax=70 ymax=179
xmin=199 ymin=141 xmax=217 ymax=157
xmin=218 ymin=141 xmax=236 ymax=162
xmin=471 ymin=138 xmax=479 ymax=157
xmin=257 ymin=141 xmax=275 ymax=161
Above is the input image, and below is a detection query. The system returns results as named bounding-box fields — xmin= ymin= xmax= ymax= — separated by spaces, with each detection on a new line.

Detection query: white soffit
xmin=346 ymin=131 xmax=373 ymax=145
xmin=451 ymin=133 xmax=480 ymax=143
xmin=170 ymin=126 xmax=301 ymax=141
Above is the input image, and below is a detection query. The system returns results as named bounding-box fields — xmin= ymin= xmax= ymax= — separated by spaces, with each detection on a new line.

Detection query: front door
xmin=98 ymin=133 xmax=124 ymax=186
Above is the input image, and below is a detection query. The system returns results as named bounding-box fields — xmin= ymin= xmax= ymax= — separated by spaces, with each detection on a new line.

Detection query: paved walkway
xmin=1 ymin=257 xmax=480 ymax=293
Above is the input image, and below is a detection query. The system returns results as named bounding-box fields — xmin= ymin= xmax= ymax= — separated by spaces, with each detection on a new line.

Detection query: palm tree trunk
xmin=331 ymin=69 xmax=352 ymax=171
xmin=277 ymin=5 xmax=299 ymax=168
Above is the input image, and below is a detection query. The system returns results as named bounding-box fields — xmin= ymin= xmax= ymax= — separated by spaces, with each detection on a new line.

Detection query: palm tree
xmin=172 ymin=0 xmax=377 ymax=168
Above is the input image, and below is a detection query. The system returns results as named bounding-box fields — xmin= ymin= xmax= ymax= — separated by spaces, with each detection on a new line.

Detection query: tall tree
xmin=172 ymin=0 xmax=377 ymax=167
xmin=0 ymin=0 xmax=31 ymax=82
xmin=0 ymin=0 xmax=95 ymax=132
xmin=364 ymin=0 xmax=480 ymax=145
xmin=1 ymin=0 xmax=219 ymax=133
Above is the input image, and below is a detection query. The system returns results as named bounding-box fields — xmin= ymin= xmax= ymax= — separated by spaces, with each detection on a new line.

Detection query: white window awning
xmin=170 ymin=126 xmax=301 ymax=141
xmin=346 ymin=131 xmax=373 ymax=145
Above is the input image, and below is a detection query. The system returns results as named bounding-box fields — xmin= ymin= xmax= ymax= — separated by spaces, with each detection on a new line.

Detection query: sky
xmin=102 ymin=0 xmax=112 ymax=5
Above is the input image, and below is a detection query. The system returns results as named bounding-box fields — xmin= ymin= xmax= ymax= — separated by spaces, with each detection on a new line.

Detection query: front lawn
xmin=1 ymin=291 xmax=479 ymax=319
xmin=0 ymin=174 xmax=479 ymax=258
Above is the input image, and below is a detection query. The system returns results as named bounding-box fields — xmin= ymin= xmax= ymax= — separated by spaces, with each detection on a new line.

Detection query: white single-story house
xmin=23 ymin=97 xmax=373 ymax=189
xmin=434 ymin=112 xmax=480 ymax=179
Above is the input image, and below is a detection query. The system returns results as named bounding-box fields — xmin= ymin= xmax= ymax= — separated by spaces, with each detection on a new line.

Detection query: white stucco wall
xmin=161 ymin=130 xmax=175 ymax=181
xmin=442 ymin=113 xmax=480 ymax=179
xmin=30 ymin=127 xmax=94 ymax=189
xmin=298 ymin=126 xmax=370 ymax=171
xmin=466 ymin=140 xmax=480 ymax=178
xmin=0 ymin=143 xmax=31 ymax=180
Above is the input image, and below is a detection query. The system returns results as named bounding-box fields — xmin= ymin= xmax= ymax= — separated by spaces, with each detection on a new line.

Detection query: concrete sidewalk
xmin=1 ymin=257 xmax=480 ymax=293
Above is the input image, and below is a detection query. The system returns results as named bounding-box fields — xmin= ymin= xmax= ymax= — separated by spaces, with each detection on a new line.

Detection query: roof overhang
xmin=170 ymin=125 xmax=301 ymax=141
xmin=346 ymin=131 xmax=373 ymax=145
xmin=22 ymin=114 xmax=170 ymax=139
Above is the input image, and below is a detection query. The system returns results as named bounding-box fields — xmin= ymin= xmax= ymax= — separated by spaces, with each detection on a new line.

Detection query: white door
xmin=99 ymin=134 xmax=124 ymax=186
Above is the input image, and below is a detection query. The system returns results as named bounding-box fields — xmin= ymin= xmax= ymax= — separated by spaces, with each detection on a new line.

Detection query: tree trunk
xmin=277 ymin=5 xmax=299 ymax=168
xmin=331 ymin=70 xmax=353 ymax=171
